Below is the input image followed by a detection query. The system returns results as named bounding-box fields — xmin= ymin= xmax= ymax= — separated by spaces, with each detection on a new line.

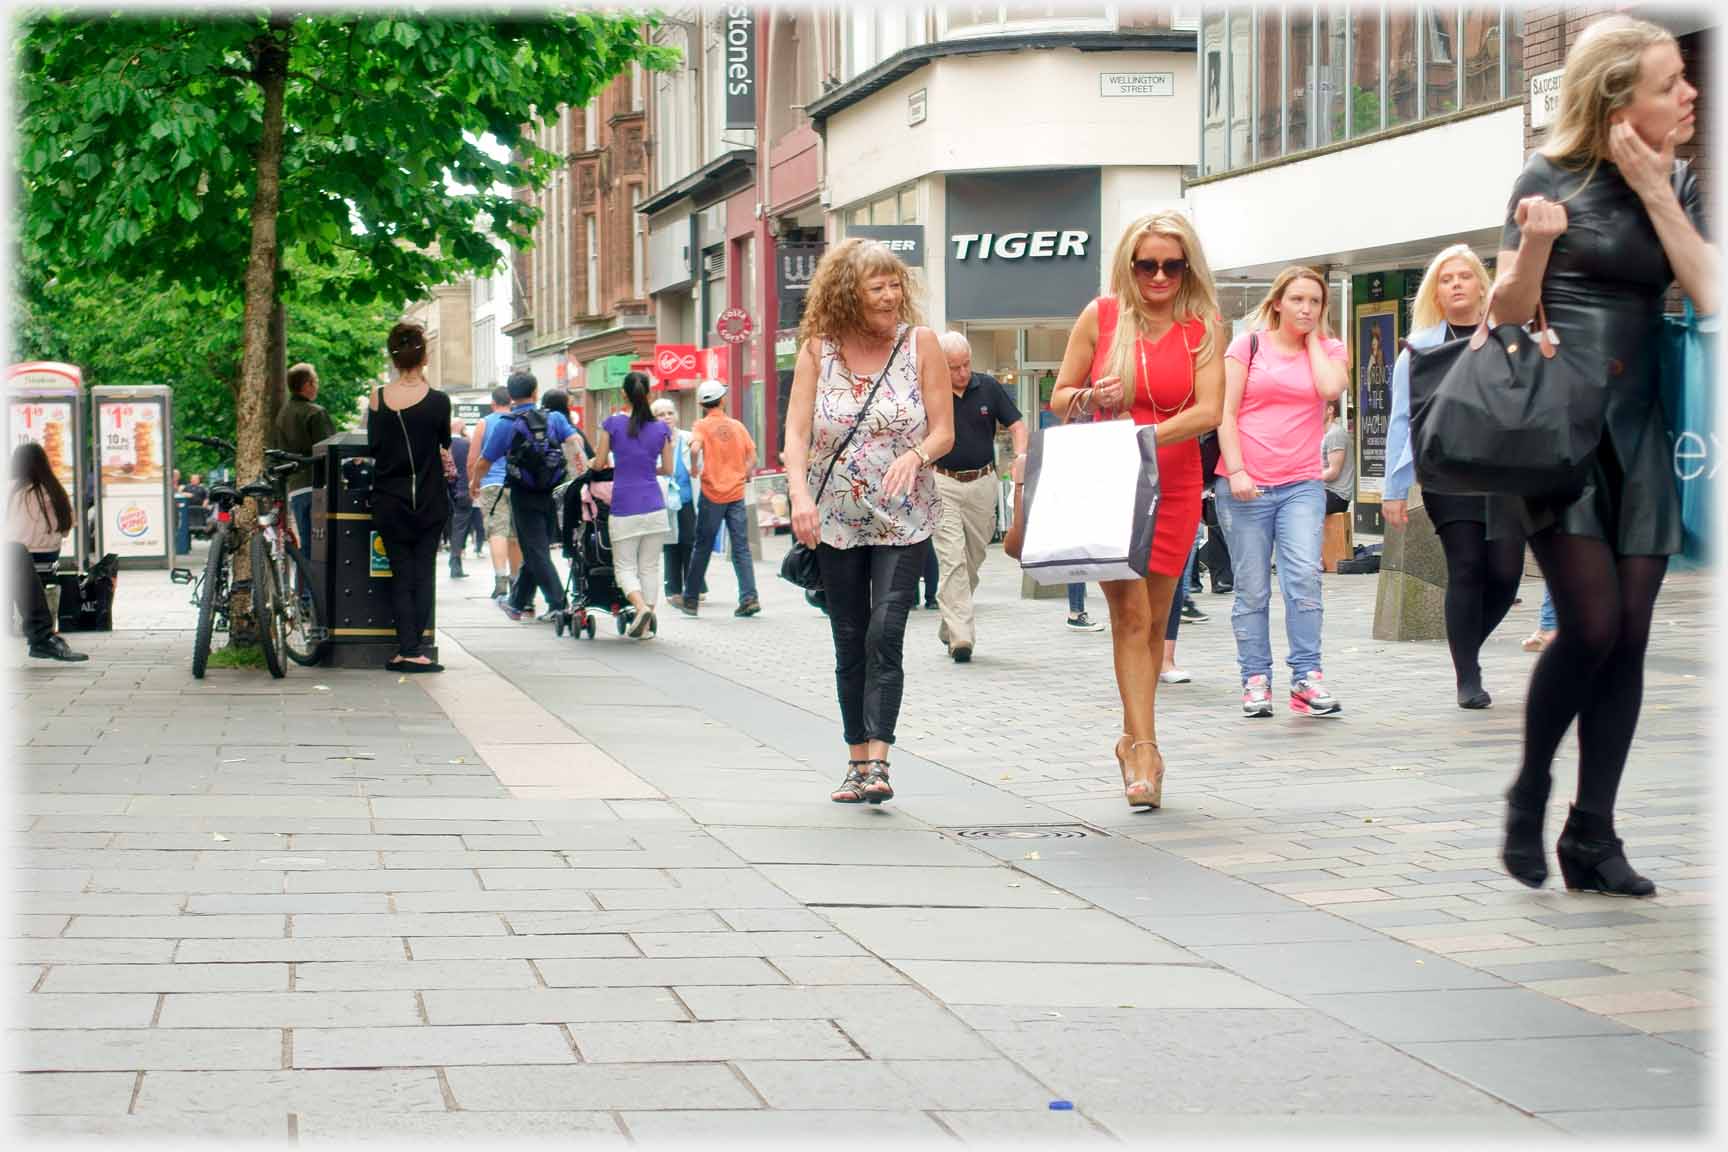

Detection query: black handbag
xmin=780 ymin=328 xmax=909 ymax=591
xmin=1408 ymin=291 xmax=1604 ymax=499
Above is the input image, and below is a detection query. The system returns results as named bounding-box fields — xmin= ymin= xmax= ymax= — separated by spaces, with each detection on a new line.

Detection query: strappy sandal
xmin=1121 ymin=739 xmax=1161 ymax=810
xmin=861 ymin=760 xmax=894 ymax=804
xmin=831 ymin=762 xmax=870 ymax=804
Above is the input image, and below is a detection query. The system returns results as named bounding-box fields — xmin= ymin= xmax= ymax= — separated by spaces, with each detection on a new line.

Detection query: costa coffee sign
xmin=654 ymin=344 xmax=700 ymax=381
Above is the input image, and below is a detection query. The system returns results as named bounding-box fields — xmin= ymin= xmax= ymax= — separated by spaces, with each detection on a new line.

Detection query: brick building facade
xmin=516 ymin=62 xmax=657 ymax=430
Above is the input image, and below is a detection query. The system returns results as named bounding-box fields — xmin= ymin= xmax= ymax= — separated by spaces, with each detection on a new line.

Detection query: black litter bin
xmin=174 ymin=494 xmax=192 ymax=555
xmin=311 ymin=431 xmax=437 ymax=668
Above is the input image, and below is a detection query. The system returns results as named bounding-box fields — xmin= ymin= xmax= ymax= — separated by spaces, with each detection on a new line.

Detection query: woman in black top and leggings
xmin=368 ymin=322 xmax=452 ymax=672
xmin=1493 ymin=16 xmax=1715 ymax=896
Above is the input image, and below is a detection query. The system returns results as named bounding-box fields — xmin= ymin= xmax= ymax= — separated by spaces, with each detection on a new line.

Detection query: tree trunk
xmin=228 ymin=18 xmax=291 ymax=646
xmin=263 ymin=294 xmax=287 ymax=434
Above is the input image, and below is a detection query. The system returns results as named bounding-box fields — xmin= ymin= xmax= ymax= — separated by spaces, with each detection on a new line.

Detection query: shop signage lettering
xmin=1101 ymin=72 xmax=1174 ymax=98
xmin=945 ymin=168 xmax=1100 ymax=322
xmin=655 ymin=344 xmax=701 ymax=380
xmin=724 ymin=8 xmax=756 ymax=130
xmin=950 ymin=231 xmax=1090 ymax=261
xmin=1529 ymin=69 xmax=1564 ymax=132
xmin=850 ymin=225 xmax=924 ymax=268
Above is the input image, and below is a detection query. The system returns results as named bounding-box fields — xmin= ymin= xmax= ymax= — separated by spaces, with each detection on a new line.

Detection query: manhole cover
xmin=948 ymin=825 xmax=1100 ymax=840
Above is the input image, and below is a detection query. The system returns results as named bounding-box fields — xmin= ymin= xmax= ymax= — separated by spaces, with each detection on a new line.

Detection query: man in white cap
xmin=682 ymin=380 xmax=761 ymax=617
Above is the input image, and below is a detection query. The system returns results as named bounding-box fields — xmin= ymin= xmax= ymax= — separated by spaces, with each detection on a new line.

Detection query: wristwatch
xmin=912 ymin=444 xmax=931 ymax=466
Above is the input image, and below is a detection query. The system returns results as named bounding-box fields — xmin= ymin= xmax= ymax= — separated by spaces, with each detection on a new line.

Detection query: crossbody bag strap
xmin=812 ymin=326 xmax=910 ymax=504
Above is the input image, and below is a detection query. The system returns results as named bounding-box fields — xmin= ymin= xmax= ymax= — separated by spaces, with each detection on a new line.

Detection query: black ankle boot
xmin=1556 ymin=806 xmax=1655 ymax=897
xmin=1500 ymin=791 xmax=1549 ymax=888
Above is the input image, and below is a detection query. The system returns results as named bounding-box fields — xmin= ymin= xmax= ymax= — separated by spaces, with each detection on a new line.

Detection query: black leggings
xmin=381 ymin=531 xmax=439 ymax=658
xmin=1509 ymin=530 xmax=1667 ymax=823
xmin=1436 ymin=520 xmax=1525 ymax=691
xmin=817 ymin=542 xmax=921 ymax=746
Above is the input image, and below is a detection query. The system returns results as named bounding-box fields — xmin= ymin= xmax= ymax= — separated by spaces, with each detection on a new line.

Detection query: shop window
xmin=898 ymin=186 xmax=919 ymax=226
xmin=1425 ymin=6 xmax=1460 ymax=118
xmin=1461 ymin=8 xmax=1503 ymax=108
xmin=1387 ymin=6 xmax=1417 ymax=128
xmin=1505 ymin=10 xmax=1525 ymax=107
xmin=1350 ymin=6 xmax=1383 ymax=138
xmin=1201 ymin=11 xmax=1226 ymax=173
xmin=1228 ymin=8 xmax=1251 ymax=165
xmin=1256 ymin=6 xmax=1283 ymax=161
xmin=1317 ymin=3 xmax=1347 ymax=146
xmin=1286 ymin=6 xmax=1314 ymax=152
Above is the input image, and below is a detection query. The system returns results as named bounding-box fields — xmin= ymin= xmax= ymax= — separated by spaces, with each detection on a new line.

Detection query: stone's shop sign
xmin=724 ymin=8 xmax=756 ymax=130
xmin=945 ymin=168 xmax=1101 ymax=322
xmin=951 ymin=231 xmax=1089 ymax=261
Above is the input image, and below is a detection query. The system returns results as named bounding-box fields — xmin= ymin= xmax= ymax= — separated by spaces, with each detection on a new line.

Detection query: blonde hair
xmin=1410 ymin=245 xmax=1494 ymax=331
xmin=1249 ymin=266 xmax=1334 ymax=338
xmin=799 ymin=238 xmax=922 ymax=347
xmin=1541 ymin=15 xmax=1677 ymax=195
xmin=1103 ymin=211 xmax=1222 ymax=384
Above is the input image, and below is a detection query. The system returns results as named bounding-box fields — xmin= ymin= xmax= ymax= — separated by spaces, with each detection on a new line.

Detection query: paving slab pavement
xmin=6 ymin=537 xmax=1713 ymax=1140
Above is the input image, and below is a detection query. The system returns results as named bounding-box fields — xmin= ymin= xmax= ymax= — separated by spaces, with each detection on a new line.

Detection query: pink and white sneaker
xmin=1290 ymin=672 xmax=1343 ymax=717
xmin=1242 ymin=675 xmax=1273 ymax=718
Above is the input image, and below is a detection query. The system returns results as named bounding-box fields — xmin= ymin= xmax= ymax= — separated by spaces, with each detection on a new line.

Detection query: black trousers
xmin=509 ymin=488 xmax=566 ymax=613
xmin=1200 ymin=498 xmax=1233 ymax=589
xmin=448 ymin=502 xmax=478 ymax=559
xmin=816 ymin=542 xmax=921 ymax=746
xmin=11 ymin=543 xmax=54 ymax=646
xmin=381 ymin=532 xmax=439 ymax=658
xmin=919 ymin=537 xmax=938 ymax=603
xmin=663 ymin=502 xmax=700 ymax=595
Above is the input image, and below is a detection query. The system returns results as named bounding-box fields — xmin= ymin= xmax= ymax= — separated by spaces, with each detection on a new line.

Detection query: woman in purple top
xmin=595 ymin=372 xmax=674 ymax=638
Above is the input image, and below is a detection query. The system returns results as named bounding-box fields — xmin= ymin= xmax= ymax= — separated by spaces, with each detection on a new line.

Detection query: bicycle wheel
xmin=251 ymin=531 xmax=285 ymax=679
xmin=282 ymin=547 xmax=325 ymax=666
xmin=192 ymin=526 xmax=227 ymax=679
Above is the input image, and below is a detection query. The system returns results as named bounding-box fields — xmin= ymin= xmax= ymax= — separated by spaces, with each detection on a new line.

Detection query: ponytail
xmin=623 ymin=372 xmax=654 ymax=438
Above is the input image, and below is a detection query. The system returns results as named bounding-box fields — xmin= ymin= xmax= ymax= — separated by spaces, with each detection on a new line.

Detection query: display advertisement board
xmin=92 ymin=386 xmax=174 ymax=566
xmin=8 ymin=362 xmax=86 ymax=568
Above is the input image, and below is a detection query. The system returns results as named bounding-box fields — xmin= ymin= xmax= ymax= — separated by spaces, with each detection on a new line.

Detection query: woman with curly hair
xmin=783 ymin=238 xmax=954 ymax=804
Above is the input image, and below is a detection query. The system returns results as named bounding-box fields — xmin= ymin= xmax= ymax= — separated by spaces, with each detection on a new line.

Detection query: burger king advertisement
xmin=92 ymin=386 xmax=174 ymax=567
xmin=8 ymin=361 xmax=87 ymax=568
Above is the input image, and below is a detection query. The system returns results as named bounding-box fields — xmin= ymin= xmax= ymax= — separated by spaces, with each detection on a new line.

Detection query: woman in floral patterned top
xmin=784 ymin=239 xmax=954 ymax=805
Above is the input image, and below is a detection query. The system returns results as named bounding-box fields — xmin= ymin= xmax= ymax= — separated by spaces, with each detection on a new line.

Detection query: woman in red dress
xmin=1048 ymin=212 xmax=1225 ymax=808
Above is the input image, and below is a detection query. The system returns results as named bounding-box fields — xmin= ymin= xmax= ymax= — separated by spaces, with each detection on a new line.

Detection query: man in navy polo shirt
xmin=469 ymin=371 xmax=572 ymax=622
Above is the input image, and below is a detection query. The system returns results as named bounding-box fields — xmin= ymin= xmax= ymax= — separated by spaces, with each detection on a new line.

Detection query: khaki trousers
xmin=933 ymin=471 xmax=999 ymax=649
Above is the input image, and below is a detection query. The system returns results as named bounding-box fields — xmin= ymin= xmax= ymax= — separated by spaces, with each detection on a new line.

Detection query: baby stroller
xmin=553 ymin=467 xmax=648 ymax=639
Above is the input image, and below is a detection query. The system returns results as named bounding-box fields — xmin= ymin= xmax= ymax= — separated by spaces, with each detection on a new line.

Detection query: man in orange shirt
xmin=681 ymin=381 xmax=761 ymax=617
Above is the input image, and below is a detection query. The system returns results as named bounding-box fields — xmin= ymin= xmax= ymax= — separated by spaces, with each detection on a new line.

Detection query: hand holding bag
xmin=780 ymin=328 xmax=910 ymax=591
xmin=1408 ymin=285 xmax=1604 ymax=498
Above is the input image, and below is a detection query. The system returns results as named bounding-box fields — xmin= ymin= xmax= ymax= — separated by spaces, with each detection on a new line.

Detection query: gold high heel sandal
xmin=1115 ymin=736 xmax=1161 ymax=809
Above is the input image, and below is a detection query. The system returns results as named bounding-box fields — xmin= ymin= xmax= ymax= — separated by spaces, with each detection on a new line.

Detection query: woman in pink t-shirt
xmin=1214 ymin=267 xmax=1349 ymax=718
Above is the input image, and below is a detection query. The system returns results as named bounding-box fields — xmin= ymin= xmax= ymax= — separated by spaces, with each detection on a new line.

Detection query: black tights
xmin=1510 ymin=530 xmax=1667 ymax=824
xmin=382 ymin=531 xmax=439 ymax=658
xmin=1436 ymin=521 xmax=1524 ymax=692
xmin=816 ymin=542 xmax=921 ymax=746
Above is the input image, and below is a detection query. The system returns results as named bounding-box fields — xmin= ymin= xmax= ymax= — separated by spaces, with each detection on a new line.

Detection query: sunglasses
xmin=1132 ymin=258 xmax=1188 ymax=279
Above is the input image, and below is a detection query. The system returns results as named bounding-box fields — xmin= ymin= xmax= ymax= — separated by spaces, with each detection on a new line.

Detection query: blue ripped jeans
xmin=1212 ymin=477 xmax=1327 ymax=686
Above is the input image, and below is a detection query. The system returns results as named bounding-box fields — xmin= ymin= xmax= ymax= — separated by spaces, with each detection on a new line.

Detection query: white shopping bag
xmin=1018 ymin=419 xmax=1160 ymax=585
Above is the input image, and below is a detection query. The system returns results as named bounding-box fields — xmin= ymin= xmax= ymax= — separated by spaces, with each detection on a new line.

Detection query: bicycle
xmin=179 ymin=435 xmax=325 ymax=678
xmin=249 ymin=446 xmax=327 ymax=674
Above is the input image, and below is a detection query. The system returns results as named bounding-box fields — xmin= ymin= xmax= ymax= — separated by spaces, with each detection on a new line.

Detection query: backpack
xmin=505 ymin=409 xmax=566 ymax=492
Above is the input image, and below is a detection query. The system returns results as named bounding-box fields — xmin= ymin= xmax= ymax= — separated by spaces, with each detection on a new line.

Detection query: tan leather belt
xmin=935 ymin=463 xmax=995 ymax=482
